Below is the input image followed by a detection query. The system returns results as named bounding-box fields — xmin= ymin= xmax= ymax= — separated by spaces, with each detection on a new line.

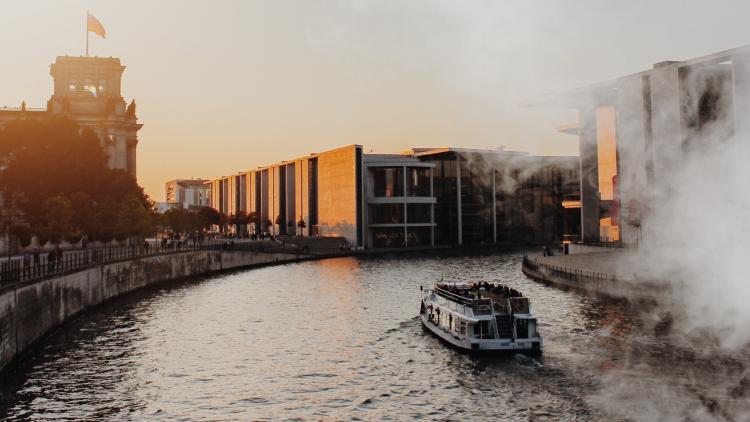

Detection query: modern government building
xmin=206 ymin=145 xmax=581 ymax=249
xmin=536 ymin=44 xmax=750 ymax=245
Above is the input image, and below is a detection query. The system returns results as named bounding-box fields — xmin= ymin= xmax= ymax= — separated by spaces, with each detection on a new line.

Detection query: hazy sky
xmin=2 ymin=1 xmax=750 ymax=200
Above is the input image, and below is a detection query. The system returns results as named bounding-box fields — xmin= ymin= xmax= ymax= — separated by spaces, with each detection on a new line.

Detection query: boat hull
xmin=419 ymin=313 xmax=541 ymax=355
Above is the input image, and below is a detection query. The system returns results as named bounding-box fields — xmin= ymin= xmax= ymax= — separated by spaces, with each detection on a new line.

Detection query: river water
xmin=0 ymin=251 xmax=748 ymax=421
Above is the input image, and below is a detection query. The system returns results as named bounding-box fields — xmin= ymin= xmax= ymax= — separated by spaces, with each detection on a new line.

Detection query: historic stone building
xmin=0 ymin=56 xmax=142 ymax=177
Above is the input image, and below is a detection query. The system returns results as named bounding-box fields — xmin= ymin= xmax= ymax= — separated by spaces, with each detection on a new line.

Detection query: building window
xmin=407 ymin=168 xmax=430 ymax=197
xmin=369 ymin=204 xmax=403 ymax=224
xmin=68 ymin=79 xmax=78 ymax=93
xmin=406 ymin=203 xmax=431 ymax=224
xmin=372 ymin=167 xmax=403 ymax=197
xmin=82 ymin=79 xmax=100 ymax=97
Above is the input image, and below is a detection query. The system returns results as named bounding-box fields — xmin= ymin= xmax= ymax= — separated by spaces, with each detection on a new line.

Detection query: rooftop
xmin=529 ymin=43 xmax=750 ymax=108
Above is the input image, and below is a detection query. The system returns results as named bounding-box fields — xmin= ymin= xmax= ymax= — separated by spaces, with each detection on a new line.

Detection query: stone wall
xmin=0 ymin=249 xmax=301 ymax=373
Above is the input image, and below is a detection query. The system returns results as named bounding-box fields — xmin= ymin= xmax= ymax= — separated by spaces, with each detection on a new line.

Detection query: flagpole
xmin=85 ymin=10 xmax=89 ymax=57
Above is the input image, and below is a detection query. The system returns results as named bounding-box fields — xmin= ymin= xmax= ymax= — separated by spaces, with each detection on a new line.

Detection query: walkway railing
xmin=522 ymin=254 xmax=619 ymax=284
xmin=0 ymin=239 xmax=343 ymax=289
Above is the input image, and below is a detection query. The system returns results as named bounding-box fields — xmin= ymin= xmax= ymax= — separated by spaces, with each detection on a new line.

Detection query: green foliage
xmin=0 ymin=116 xmax=155 ymax=243
xmin=9 ymin=224 xmax=31 ymax=247
xmin=197 ymin=206 xmax=220 ymax=228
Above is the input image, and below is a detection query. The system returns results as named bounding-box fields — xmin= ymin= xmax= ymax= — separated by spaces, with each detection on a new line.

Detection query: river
xmin=0 ymin=251 xmax=748 ymax=420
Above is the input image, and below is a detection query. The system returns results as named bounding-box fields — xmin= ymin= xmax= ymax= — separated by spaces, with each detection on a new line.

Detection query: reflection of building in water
xmin=208 ymin=145 xmax=580 ymax=249
xmin=0 ymin=56 xmax=142 ymax=177
xmin=534 ymin=45 xmax=749 ymax=244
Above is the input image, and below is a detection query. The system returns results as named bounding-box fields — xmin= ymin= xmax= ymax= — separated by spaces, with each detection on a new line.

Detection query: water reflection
xmin=0 ymin=251 xmax=746 ymax=420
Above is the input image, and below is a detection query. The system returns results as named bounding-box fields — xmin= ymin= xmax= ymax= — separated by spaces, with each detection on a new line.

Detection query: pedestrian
xmin=47 ymin=249 xmax=56 ymax=273
xmin=55 ymin=245 xmax=63 ymax=270
xmin=23 ymin=253 xmax=31 ymax=278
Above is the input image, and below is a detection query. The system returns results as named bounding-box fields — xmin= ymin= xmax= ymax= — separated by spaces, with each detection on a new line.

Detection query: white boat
xmin=420 ymin=282 xmax=542 ymax=354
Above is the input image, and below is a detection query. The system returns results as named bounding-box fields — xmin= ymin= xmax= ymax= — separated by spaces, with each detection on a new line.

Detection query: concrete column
xmin=649 ymin=65 xmax=683 ymax=184
xmin=732 ymin=52 xmax=750 ymax=139
xmin=579 ymin=106 xmax=600 ymax=241
xmin=615 ymin=75 xmax=649 ymax=244
xmin=430 ymin=167 xmax=435 ymax=247
xmin=492 ymin=168 xmax=497 ymax=243
xmin=456 ymin=156 xmax=462 ymax=245
xmin=403 ymin=166 xmax=408 ymax=247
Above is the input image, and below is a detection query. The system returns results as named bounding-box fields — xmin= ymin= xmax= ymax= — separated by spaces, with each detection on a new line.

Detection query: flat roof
xmin=407 ymin=147 xmax=529 ymax=157
xmin=529 ymin=43 xmax=750 ymax=108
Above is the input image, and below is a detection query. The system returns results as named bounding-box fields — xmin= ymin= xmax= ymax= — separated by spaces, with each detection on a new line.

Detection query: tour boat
xmin=420 ymin=282 xmax=542 ymax=354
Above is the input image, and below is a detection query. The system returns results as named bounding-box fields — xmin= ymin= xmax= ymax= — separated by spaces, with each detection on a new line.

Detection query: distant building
xmin=165 ymin=179 xmax=211 ymax=210
xmin=535 ymin=45 xmax=750 ymax=244
xmin=208 ymin=145 xmax=580 ymax=248
xmin=0 ymin=56 xmax=142 ymax=177
xmin=154 ymin=202 xmax=176 ymax=214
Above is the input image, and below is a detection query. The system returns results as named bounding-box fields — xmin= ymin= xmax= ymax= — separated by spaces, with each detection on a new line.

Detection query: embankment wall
xmin=0 ymin=249 xmax=301 ymax=372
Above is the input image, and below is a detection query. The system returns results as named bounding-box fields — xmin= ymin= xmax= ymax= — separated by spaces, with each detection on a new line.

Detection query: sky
xmin=2 ymin=0 xmax=750 ymax=201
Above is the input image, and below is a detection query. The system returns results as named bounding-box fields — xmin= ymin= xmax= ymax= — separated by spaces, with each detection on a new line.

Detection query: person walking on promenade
xmin=47 ymin=249 xmax=56 ymax=273
xmin=55 ymin=245 xmax=63 ymax=271
xmin=23 ymin=252 xmax=31 ymax=278
xmin=33 ymin=247 xmax=40 ymax=270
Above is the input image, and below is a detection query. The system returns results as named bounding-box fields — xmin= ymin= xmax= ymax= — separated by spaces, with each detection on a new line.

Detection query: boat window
xmin=516 ymin=319 xmax=529 ymax=339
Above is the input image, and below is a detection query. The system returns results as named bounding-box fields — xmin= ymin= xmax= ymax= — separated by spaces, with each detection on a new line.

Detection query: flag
xmin=87 ymin=12 xmax=106 ymax=39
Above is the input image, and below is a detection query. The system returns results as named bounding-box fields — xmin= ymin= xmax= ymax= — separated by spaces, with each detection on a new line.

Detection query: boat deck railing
xmin=433 ymin=286 xmax=499 ymax=316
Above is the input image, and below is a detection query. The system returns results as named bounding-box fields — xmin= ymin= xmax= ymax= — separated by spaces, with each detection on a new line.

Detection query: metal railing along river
xmin=522 ymin=254 xmax=619 ymax=284
xmin=0 ymin=239 xmax=350 ymax=289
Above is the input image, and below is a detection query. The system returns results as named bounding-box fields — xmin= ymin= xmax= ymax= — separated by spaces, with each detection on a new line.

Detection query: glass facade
xmin=369 ymin=204 xmax=403 ymax=224
xmin=406 ymin=203 xmax=431 ymax=224
xmin=406 ymin=168 xmax=430 ymax=197
xmin=372 ymin=167 xmax=403 ymax=197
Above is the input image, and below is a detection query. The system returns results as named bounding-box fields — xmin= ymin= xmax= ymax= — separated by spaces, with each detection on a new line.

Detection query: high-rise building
xmin=0 ymin=56 xmax=142 ymax=177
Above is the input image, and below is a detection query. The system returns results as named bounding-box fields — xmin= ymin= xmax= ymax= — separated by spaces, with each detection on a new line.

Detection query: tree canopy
xmin=0 ymin=116 xmax=155 ymax=243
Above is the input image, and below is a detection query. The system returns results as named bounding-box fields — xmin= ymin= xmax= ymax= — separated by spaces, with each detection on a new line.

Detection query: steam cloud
xmin=598 ymin=58 xmax=750 ymax=420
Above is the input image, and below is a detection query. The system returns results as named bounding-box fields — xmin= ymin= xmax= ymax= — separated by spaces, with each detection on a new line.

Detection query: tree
xmin=232 ymin=210 xmax=248 ymax=237
xmin=218 ymin=213 xmax=229 ymax=233
xmin=246 ymin=211 xmax=260 ymax=235
xmin=9 ymin=224 xmax=31 ymax=248
xmin=0 ymin=117 xmax=155 ymax=243
xmin=39 ymin=195 xmax=77 ymax=245
xmin=160 ymin=208 xmax=191 ymax=236
xmin=197 ymin=206 xmax=220 ymax=230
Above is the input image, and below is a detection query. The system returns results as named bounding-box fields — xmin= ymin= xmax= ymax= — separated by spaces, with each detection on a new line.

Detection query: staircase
xmin=495 ymin=315 xmax=514 ymax=339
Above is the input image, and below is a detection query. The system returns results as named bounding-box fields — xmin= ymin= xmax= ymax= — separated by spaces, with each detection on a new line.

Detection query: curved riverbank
xmin=0 ymin=248 xmax=312 ymax=374
xmin=521 ymin=252 xmax=667 ymax=302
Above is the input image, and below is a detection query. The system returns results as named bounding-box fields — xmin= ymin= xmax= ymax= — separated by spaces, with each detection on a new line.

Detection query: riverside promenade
xmin=522 ymin=247 xmax=667 ymax=301
xmin=0 ymin=238 xmax=353 ymax=374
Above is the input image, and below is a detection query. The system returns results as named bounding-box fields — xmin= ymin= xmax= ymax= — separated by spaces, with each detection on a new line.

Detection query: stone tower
xmin=47 ymin=56 xmax=142 ymax=177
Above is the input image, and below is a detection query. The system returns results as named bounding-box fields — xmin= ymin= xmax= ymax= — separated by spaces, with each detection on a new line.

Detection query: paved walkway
xmin=534 ymin=249 xmax=639 ymax=281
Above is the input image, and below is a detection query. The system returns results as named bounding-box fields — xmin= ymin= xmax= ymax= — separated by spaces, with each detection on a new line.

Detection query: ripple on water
xmin=1 ymin=251 xmax=747 ymax=420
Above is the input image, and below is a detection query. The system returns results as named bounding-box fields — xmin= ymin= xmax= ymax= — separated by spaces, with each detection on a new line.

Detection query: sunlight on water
xmin=0 ymin=251 xmax=746 ymax=420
